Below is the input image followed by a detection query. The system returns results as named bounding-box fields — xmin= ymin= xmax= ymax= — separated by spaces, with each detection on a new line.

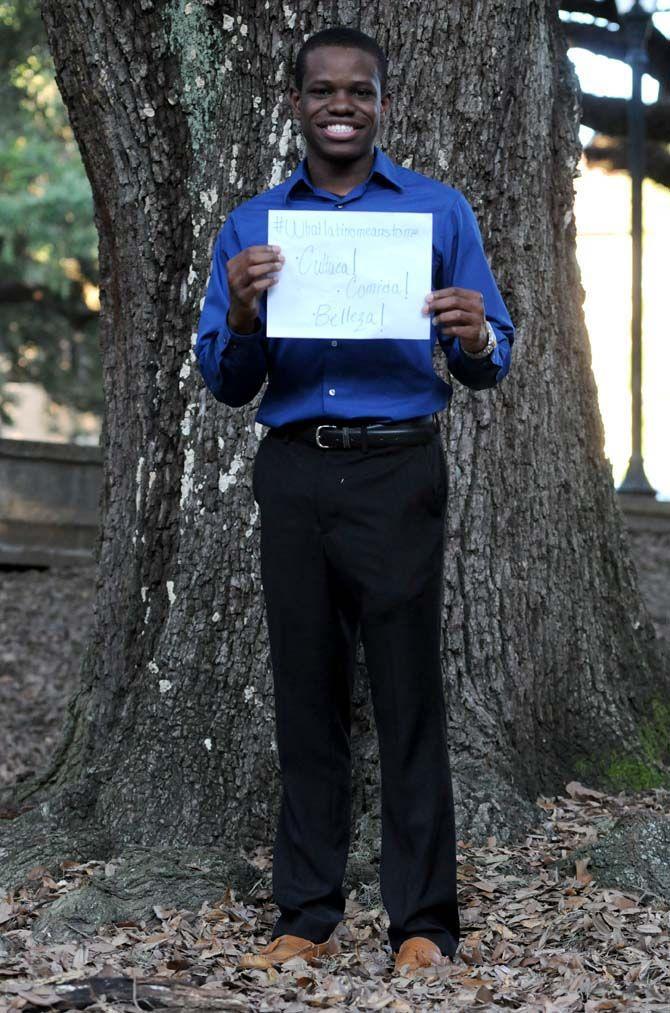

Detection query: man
xmin=195 ymin=26 xmax=514 ymax=977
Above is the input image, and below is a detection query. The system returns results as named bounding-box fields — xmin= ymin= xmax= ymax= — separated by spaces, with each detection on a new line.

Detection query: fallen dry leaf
xmin=0 ymin=784 xmax=669 ymax=1012
xmin=565 ymin=781 xmax=606 ymax=801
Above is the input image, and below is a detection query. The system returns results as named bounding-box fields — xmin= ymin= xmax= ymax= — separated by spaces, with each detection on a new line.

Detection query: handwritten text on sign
xmin=266 ymin=210 xmax=433 ymax=340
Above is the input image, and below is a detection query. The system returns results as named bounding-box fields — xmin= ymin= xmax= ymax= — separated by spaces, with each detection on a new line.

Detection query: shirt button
xmin=331 ymin=340 xmax=338 ymax=347
xmin=328 ymin=388 xmax=336 ymax=396
xmin=336 ymin=204 xmax=343 ymax=209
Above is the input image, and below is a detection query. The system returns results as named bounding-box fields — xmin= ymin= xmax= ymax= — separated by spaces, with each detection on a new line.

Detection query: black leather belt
xmin=268 ymin=413 xmax=440 ymax=449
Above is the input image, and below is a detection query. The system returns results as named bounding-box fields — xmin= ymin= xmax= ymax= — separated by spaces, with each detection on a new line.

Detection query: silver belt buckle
xmin=315 ymin=424 xmax=338 ymax=448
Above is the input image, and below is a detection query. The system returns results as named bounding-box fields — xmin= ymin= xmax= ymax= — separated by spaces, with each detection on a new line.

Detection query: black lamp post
xmin=615 ymin=0 xmax=657 ymax=496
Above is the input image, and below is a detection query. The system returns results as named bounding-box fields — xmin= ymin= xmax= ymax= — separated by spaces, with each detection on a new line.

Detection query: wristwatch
xmin=462 ymin=320 xmax=497 ymax=359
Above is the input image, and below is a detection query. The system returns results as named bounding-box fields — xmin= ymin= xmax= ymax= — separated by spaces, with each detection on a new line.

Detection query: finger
xmin=424 ymin=294 xmax=480 ymax=315
xmin=228 ymin=260 xmax=283 ymax=294
xmin=432 ymin=286 xmax=479 ymax=300
xmin=424 ymin=287 xmax=483 ymax=307
xmin=435 ymin=324 xmax=479 ymax=340
xmin=255 ymin=244 xmax=283 ymax=256
xmin=237 ymin=275 xmax=280 ymax=300
xmin=240 ymin=246 xmax=284 ymax=266
xmin=422 ymin=296 xmax=461 ymax=316
xmin=244 ymin=259 xmax=284 ymax=280
xmin=433 ymin=308 xmax=478 ymax=324
xmin=249 ymin=245 xmax=284 ymax=262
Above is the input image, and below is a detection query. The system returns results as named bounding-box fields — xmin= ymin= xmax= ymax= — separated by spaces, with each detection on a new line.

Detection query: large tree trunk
xmin=2 ymin=0 xmax=667 ymax=929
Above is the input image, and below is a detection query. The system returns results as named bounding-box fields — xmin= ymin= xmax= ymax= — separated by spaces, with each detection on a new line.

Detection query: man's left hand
xmin=422 ymin=287 xmax=487 ymax=354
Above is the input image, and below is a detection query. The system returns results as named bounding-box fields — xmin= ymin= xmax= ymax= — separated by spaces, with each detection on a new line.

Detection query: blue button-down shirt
xmin=195 ymin=147 xmax=515 ymax=427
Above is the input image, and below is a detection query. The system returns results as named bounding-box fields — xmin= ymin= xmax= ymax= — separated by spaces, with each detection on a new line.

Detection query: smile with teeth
xmin=321 ymin=123 xmax=359 ymax=139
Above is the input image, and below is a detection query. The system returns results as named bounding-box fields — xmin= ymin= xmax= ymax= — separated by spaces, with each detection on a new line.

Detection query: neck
xmin=305 ymin=147 xmax=375 ymax=197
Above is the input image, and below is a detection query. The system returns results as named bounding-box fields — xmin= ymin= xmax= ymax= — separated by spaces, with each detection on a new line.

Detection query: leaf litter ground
xmin=1 ymin=783 xmax=669 ymax=1012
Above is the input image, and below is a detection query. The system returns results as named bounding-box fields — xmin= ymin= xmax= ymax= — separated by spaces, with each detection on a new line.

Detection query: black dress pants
xmin=251 ymin=419 xmax=460 ymax=959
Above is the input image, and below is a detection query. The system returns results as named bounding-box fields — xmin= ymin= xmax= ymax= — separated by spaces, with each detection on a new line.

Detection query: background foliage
xmin=0 ymin=0 xmax=101 ymax=430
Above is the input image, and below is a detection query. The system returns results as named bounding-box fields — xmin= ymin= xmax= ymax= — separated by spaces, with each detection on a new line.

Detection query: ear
xmin=380 ymin=93 xmax=391 ymax=118
xmin=288 ymin=85 xmax=301 ymax=117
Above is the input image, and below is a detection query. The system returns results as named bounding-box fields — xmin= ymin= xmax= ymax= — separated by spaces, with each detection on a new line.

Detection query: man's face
xmin=289 ymin=46 xmax=389 ymax=164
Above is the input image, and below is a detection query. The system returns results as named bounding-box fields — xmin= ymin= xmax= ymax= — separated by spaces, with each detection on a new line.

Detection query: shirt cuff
xmin=453 ymin=335 xmax=505 ymax=378
xmin=214 ymin=317 xmax=265 ymax=369
xmin=226 ymin=313 xmax=264 ymax=345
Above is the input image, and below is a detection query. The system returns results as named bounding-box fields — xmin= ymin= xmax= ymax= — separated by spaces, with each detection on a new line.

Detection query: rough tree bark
xmin=1 ymin=0 xmax=668 ymax=936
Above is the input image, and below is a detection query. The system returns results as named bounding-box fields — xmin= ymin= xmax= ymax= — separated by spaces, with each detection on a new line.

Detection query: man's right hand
xmin=227 ymin=244 xmax=284 ymax=334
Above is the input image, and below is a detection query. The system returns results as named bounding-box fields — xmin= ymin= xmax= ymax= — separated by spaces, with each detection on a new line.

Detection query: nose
xmin=327 ymin=88 xmax=355 ymax=114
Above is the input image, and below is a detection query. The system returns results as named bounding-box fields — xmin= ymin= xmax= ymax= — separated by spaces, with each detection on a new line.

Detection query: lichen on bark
xmin=572 ymin=697 xmax=670 ymax=791
xmin=165 ymin=0 xmax=227 ymax=163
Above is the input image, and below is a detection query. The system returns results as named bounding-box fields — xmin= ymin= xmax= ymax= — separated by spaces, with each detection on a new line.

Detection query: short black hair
xmin=294 ymin=27 xmax=388 ymax=93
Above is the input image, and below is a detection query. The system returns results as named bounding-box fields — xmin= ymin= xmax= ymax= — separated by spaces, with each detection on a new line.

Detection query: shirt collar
xmin=284 ymin=145 xmax=403 ymax=202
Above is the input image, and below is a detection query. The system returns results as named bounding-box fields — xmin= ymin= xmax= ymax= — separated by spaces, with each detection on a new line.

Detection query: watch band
xmin=462 ymin=320 xmax=497 ymax=359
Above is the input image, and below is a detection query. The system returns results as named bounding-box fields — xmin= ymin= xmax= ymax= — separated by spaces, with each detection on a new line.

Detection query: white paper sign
xmin=266 ymin=210 xmax=433 ymax=340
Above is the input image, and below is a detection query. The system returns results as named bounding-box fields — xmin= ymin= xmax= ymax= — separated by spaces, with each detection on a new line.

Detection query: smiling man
xmin=195 ymin=26 xmax=515 ymax=977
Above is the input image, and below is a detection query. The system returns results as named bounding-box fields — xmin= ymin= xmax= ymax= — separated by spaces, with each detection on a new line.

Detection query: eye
xmin=355 ymin=89 xmax=374 ymax=97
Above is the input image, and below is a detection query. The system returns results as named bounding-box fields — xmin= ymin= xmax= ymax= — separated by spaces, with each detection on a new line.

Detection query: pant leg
xmin=361 ymin=559 xmax=459 ymax=958
xmin=253 ymin=433 xmax=359 ymax=944
xmin=320 ymin=433 xmax=460 ymax=958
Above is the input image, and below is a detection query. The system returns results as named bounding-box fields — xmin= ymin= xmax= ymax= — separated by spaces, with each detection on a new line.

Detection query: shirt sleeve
xmin=194 ymin=213 xmax=268 ymax=407
xmin=436 ymin=191 xmax=515 ymax=391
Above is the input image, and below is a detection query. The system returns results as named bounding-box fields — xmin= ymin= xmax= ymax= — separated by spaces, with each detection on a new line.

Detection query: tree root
xmin=557 ymin=811 xmax=670 ymax=902
xmin=0 ymin=776 xmax=108 ymax=896
xmin=26 ymin=845 xmax=269 ymax=945
xmin=0 ymin=750 xmax=542 ymax=949
xmin=1 ymin=793 xmax=380 ymax=945
xmin=452 ymin=758 xmax=541 ymax=845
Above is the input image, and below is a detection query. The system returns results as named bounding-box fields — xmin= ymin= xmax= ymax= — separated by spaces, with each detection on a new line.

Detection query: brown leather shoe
xmin=394 ymin=936 xmax=449 ymax=975
xmin=238 ymin=932 xmax=340 ymax=969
